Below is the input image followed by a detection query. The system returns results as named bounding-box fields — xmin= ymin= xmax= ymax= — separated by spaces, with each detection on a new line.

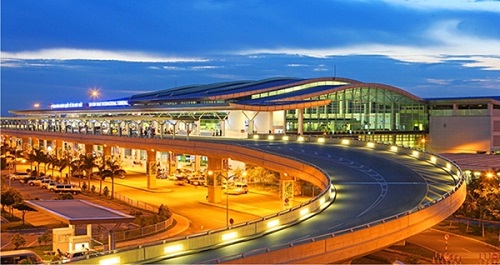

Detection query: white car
xmin=62 ymin=249 xmax=99 ymax=263
xmin=224 ymin=183 xmax=249 ymax=195
xmin=189 ymin=176 xmax=206 ymax=186
xmin=28 ymin=177 xmax=49 ymax=186
xmin=42 ymin=181 xmax=58 ymax=191
xmin=9 ymin=172 xmax=29 ymax=180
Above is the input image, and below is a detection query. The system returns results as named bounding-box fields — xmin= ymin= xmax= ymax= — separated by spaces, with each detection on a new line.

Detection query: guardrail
xmin=202 ymin=136 xmax=465 ymax=264
xmin=1 ymin=129 xmax=465 ymax=264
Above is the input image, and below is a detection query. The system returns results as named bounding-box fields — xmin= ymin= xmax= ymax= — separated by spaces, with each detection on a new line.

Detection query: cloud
xmin=236 ymin=19 xmax=500 ymax=70
xmin=0 ymin=48 xmax=208 ymax=64
xmin=380 ymin=0 xmax=500 ymax=13
xmin=426 ymin=78 xmax=453 ymax=85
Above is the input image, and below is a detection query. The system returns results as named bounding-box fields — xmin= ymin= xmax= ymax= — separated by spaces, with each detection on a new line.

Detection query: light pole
xmin=223 ymin=174 xmax=229 ymax=227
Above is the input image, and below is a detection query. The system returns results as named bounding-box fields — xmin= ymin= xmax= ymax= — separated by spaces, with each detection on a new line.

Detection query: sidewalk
xmin=1 ymin=186 xmax=193 ymax=251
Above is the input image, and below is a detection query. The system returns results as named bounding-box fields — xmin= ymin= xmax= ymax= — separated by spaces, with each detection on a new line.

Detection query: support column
xmin=280 ymin=173 xmax=295 ymax=209
xmin=298 ymin=108 xmax=304 ymax=135
xmin=84 ymin=144 xmax=93 ymax=156
xmin=103 ymin=145 xmax=111 ymax=162
xmin=84 ymin=144 xmax=94 ymax=189
xmin=22 ymin=137 xmax=31 ymax=152
xmin=269 ymin=111 xmax=274 ymax=134
xmin=207 ymin=157 xmax=223 ymax=203
xmin=146 ymin=149 xmax=157 ymax=189
xmin=282 ymin=111 xmax=287 ymax=135
xmin=219 ymin=120 xmax=226 ymax=136
xmin=32 ymin=138 xmax=40 ymax=150
xmin=55 ymin=140 xmax=63 ymax=159
xmin=195 ymin=120 xmax=201 ymax=136
xmin=168 ymin=151 xmax=175 ymax=175
xmin=193 ymin=155 xmax=201 ymax=172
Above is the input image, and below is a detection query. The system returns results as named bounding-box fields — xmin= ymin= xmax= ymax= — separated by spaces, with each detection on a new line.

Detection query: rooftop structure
xmin=2 ymin=76 xmax=499 ymax=154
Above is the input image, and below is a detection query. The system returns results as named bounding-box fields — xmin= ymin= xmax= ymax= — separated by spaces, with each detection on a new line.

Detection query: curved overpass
xmin=1 ymin=129 xmax=466 ymax=264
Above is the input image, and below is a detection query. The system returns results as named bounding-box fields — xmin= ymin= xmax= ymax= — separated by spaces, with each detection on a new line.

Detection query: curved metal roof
xmin=10 ymin=76 xmax=481 ymax=116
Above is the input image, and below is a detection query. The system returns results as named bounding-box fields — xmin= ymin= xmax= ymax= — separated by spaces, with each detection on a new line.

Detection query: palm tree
xmin=96 ymin=163 xmax=107 ymax=195
xmin=57 ymin=156 xmax=71 ymax=183
xmin=70 ymin=159 xmax=84 ymax=186
xmin=46 ymin=155 xmax=58 ymax=177
xmin=79 ymin=154 xmax=98 ymax=190
xmin=28 ymin=148 xmax=48 ymax=176
xmin=101 ymin=158 xmax=125 ymax=199
xmin=2 ymin=144 xmax=24 ymax=172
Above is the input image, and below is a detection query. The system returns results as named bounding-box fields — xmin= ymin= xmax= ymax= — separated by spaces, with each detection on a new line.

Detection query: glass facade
xmin=285 ymin=86 xmax=428 ymax=134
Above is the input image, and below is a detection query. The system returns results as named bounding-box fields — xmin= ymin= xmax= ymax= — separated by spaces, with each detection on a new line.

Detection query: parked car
xmin=54 ymin=184 xmax=81 ymax=194
xmin=39 ymin=179 xmax=53 ymax=188
xmin=43 ymin=181 xmax=59 ymax=191
xmin=225 ymin=182 xmax=249 ymax=195
xmin=1 ymin=250 xmax=45 ymax=264
xmin=28 ymin=177 xmax=49 ymax=186
xmin=189 ymin=176 xmax=206 ymax=186
xmin=9 ymin=172 xmax=29 ymax=180
xmin=20 ymin=176 xmax=36 ymax=184
xmin=62 ymin=249 xmax=99 ymax=263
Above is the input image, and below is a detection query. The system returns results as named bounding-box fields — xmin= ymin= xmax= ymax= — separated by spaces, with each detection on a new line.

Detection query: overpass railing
xmin=1 ymin=128 xmax=464 ymax=264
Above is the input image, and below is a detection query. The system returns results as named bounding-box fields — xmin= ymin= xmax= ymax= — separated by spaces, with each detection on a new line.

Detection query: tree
xmin=70 ymin=154 xmax=97 ymax=188
xmin=2 ymin=144 xmax=24 ymax=172
xmin=102 ymin=158 xmax=125 ymax=199
xmin=80 ymin=154 xmax=98 ymax=189
xmin=13 ymin=202 xmax=36 ymax=225
xmin=38 ymin=231 xmax=51 ymax=246
xmin=46 ymin=155 xmax=59 ymax=177
xmin=1 ymin=187 xmax=23 ymax=217
xmin=11 ymin=233 xmax=27 ymax=250
xmin=158 ymin=204 xmax=172 ymax=220
xmin=28 ymin=148 xmax=49 ymax=177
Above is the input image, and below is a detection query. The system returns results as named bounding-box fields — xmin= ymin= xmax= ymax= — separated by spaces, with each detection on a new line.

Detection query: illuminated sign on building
xmin=89 ymin=100 xmax=129 ymax=107
xmin=51 ymin=102 xmax=83 ymax=109
xmin=50 ymin=100 xmax=129 ymax=109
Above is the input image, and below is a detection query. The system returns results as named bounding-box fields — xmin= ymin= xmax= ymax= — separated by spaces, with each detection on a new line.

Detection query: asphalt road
xmin=148 ymin=139 xmax=458 ymax=264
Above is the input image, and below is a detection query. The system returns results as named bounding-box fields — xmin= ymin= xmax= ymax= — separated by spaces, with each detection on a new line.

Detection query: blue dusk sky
xmin=1 ymin=0 xmax=500 ymax=116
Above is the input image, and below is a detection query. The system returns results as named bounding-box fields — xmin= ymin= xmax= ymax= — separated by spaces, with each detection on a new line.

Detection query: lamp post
xmin=224 ymin=174 xmax=229 ymax=227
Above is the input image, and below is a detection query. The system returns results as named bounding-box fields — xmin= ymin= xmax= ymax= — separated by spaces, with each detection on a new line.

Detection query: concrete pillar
xmin=103 ymin=145 xmax=111 ymax=162
xmin=32 ymin=138 xmax=40 ymax=150
xmin=298 ymin=108 xmax=304 ymax=135
xmin=195 ymin=120 xmax=201 ymax=136
xmin=146 ymin=149 xmax=157 ymax=189
xmin=168 ymin=151 xmax=175 ymax=175
xmin=219 ymin=120 xmax=225 ymax=136
xmin=280 ymin=173 xmax=295 ymax=209
xmin=55 ymin=140 xmax=63 ymax=159
xmin=207 ymin=157 xmax=224 ymax=203
xmin=269 ymin=111 xmax=274 ymax=133
xmin=22 ymin=137 xmax=30 ymax=151
xmin=193 ymin=155 xmax=201 ymax=172
xmin=282 ymin=111 xmax=287 ymax=135
xmin=84 ymin=144 xmax=93 ymax=156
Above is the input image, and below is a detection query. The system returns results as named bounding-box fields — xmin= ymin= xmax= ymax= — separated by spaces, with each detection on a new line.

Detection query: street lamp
xmin=89 ymin=88 xmax=100 ymax=100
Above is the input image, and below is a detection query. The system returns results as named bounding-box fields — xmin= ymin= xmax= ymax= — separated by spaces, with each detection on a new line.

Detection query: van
xmin=0 ymin=250 xmax=45 ymax=264
xmin=54 ymin=184 xmax=81 ymax=194
xmin=225 ymin=182 xmax=249 ymax=195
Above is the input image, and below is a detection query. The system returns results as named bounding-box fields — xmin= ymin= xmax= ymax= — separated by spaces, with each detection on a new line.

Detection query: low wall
xmin=2 ymin=130 xmax=465 ymax=264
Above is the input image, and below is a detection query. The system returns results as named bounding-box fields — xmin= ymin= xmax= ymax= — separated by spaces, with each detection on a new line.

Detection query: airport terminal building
xmin=2 ymin=76 xmax=500 ymax=154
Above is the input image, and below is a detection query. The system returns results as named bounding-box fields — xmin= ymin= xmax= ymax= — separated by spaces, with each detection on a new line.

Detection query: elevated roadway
xmin=1 ymin=129 xmax=466 ymax=264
